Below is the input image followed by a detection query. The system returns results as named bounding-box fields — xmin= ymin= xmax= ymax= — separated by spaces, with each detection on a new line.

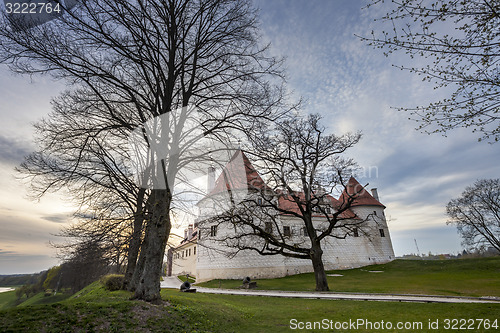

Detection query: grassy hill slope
xmin=0 ymin=290 xmax=18 ymax=311
xmin=0 ymin=282 xmax=498 ymax=332
xmin=0 ymin=258 xmax=499 ymax=332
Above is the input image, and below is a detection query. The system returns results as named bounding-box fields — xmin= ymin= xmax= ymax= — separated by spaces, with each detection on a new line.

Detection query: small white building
xmin=168 ymin=225 xmax=198 ymax=277
xmin=167 ymin=150 xmax=395 ymax=282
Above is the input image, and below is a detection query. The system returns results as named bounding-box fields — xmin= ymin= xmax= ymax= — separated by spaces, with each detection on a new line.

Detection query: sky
xmin=0 ymin=0 xmax=498 ymax=274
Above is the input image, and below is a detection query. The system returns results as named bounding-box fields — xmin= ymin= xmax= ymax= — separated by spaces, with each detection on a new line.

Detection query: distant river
xmin=0 ymin=287 xmax=14 ymax=293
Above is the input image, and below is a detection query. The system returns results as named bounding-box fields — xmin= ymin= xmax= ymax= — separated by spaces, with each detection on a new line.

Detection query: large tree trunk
xmin=129 ymin=238 xmax=146 ymax=292
xmin=133 ymin=189 xmax=172 ymax=302
xmin=310 ymin=242 xmax=329 ymax=291
xmin=123 ymin=188 xmax=146 ymax=290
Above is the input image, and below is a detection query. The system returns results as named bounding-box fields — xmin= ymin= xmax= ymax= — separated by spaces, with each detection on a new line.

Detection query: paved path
xmin=161 ymin=276 xmax=185 ymax=288
xmin=160 ymin=276 xmax=500 ymax=304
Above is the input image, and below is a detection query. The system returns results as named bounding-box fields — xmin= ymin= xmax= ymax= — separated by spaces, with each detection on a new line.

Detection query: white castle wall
xmin=190 ymin=204 xmax=394 ymax=282
xmin=171 ymin=242 xmax=197 ymax=277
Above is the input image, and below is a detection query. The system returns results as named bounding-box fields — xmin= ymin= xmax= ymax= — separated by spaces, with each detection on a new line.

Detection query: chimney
xmin=207 ymin=166 xmax=215 ymax=194
xmin=314 ymin=183 xmax=325 ymax=196
xmin=371 ymin=188 xmax=380 ymax=201
xmin=184 ymin=229 xmax=188 ymax=239
xmin=188 ymin=224 xmax=194 ymax=239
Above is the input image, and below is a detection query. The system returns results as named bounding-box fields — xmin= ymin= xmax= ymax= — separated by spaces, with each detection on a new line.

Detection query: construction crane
xmin=414 ymin=238 xmax=421 ymax=258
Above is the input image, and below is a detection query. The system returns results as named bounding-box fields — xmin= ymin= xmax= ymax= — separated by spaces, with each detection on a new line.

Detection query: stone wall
xmin=190 ymin=204 xmax=395 ymax=282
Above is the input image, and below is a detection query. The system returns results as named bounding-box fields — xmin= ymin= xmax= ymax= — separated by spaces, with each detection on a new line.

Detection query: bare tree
xmin=202 ymin=114 xmax=365 ymax=291
xmin=58 ymin=240 xmax=111 ymax=293
xmin=17 ymin=87 xmax=147 ymax=290
xmin=447 ymin=179 xmax=500 ymax=252
xmin=361 ymin=0 xmax=500 ymax=142
xmin=53 ymin=215 xmax=132 ymax=273
xmin=2 ymin=0 xmax=287 ymax=301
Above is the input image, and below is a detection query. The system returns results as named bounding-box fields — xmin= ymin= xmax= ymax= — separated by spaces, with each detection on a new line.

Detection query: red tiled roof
xmin=205 ymin=151 xmax=384 ymax=211
xmin=277 ymin=192 xmax=358 ymax=219
xmin=326 ymin=195 xmax=358 ymax=219
xmin=177 ymin=230 xmax=198 ymax=248
xmin=338 ymin=176 xmax=385 ymax=208
xmin=208 ymin=150 xmax=269 ymax=196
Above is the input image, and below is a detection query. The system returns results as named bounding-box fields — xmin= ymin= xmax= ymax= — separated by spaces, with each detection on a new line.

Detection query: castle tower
xmin=338 ymin=177 xmax=395 ymax=262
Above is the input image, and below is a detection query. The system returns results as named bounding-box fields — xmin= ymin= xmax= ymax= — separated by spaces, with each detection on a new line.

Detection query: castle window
xmin=283 ymin=226 xmax=291 ymax=237
xmin=379 ymin=228 xmax=385 ymax=237
xmin=353 ymin=228 xmax=359 ymax=237
xmin=210 ymin=225 xmax=217 ymax=237
xmin=302 ymin=227 xmax=307 ymax=237
xmin=373 ymin=210 xmax=377 ymax=216
xmin=182 ymin=251 xmax=184 ymax=258
xmin=265 ymin=222 xmax=272 ymax=233
xmin=194 ymin=246 xmax=196 ymax=255
xmin=257 ymin=198 xmax=263 ymax=206
xmin=326 ymin=207 xmax=331 ymax=214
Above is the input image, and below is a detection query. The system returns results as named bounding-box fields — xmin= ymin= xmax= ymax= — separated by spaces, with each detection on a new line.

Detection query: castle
xmin=167 ymin=150 xmax=395 ymax=282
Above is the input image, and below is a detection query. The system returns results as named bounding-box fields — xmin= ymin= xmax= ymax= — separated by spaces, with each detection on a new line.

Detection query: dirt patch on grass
xmin=131 ymin=300 xmax=173 ymax=327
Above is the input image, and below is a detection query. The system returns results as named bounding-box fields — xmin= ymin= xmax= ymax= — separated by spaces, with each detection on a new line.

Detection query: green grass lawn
xmin=1 ymin=258 xmax=499 ymax=332
xmin=198 ymin=257 xmax=500 ymax=297
xmin=178 ymin=275 xmax=196 ymax=284
xmin=0 ymin=289 xmax=72 ymax=311
xmin=165 ymin=289 xmax=500 ymax=333
xmin=0 ymin=290 xmax=19 ymax=311
xmin=17 ymin=291 xmax=72 ymax=307
xmin=0 ymin=282 xmax=498 ymax=332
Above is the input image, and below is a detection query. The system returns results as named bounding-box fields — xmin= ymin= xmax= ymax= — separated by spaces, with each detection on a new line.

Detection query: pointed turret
xmin=208 ymin=150 xmax=268 ymax=196
xmin=339 ymin=176 xmax=385 ymax=208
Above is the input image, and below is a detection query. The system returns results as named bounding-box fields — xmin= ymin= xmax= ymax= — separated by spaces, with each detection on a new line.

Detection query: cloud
xmin=41 ymin=214 xmax=71 ymax=224
xmin=0 ymin=214 xmax=61 ymax=249
xmin=0 ymin=0 xmax=496 ymax=274
xmin=390 ymin=225 xmax=462 ymax=256
xmin=255 ymin=0 xmax=500 ymax=259
xmin=0 ymin=249 xmax=16 ymax=256
xmin=0 ymin=251 xmax=58 ymax=274
xmin=0 ymin=134 xmax=32 ymax=165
